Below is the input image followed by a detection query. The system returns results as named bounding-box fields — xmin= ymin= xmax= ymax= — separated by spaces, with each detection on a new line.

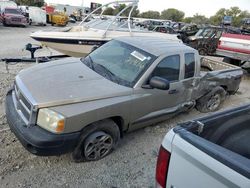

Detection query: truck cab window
xmin=152 ymin=55 xmax=180 ymax=81
xmin=184 ymin=53 xmax=195 ymax=79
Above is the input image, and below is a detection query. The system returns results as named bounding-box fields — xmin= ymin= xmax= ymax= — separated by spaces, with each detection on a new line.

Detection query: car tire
xmin=198 ymin=48 xmax=207 ymax=56
xmin=3 ymin=19 xmax=7 ymax=26
xmin=196 ymin=86 xmax=226 ymax=113
xmin=72 ymin=119 xmax=120 ymax=162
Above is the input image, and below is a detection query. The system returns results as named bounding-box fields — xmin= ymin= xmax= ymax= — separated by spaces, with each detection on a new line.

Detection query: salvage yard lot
xmin=1 ymin=25 xmax=250 ymax=188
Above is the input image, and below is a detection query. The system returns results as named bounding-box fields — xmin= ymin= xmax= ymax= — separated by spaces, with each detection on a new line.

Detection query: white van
xmin=19 ymin=6 xmax=46 ymax=26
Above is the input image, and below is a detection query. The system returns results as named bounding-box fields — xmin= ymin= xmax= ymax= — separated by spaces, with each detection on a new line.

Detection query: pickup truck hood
xmin=16 ymin=58 xmax=132 ymax=108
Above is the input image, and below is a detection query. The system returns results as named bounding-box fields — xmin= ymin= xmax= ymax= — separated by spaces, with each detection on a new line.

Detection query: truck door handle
xmin=169 ymin=89 xmax=179 ymax=94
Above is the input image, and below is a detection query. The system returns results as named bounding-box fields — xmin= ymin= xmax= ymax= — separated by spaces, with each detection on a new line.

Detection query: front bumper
xmin=5 ymin=90 xmax=81 ymax=156
xmin=5 ymin=18 xmax=28 ymax=26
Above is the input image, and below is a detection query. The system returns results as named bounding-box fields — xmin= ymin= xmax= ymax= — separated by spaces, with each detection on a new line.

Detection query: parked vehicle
xmin=55 ymin=4 xmax=84 ymax=21
xmin=0 ymin=0 xmax=17 ymax=11
xmin=152 ymin=25 xmax=177 ymax=34
xmin=137 ymin=19 xmax=164 ymax=29
xmin=241 ymin=18 xmax=250 ymax=34
xmin=156 ymin=105 xmax=250 ymax=188
xmin=216 ymin=33 xmax=250 ymax=71
xmin=222 ymin=15 xmax=232 ymax=26
xmin=188 ymin=26 xmax=241 ymax=55
xmin=178 ymin=24 xmax=200 ymax=43
xmin=5 ymin=36 xmax=242 ymax=162
xmin=171 ymin=22 xmax=186 ymax=32
xmin=42 ymin=5 xmax=68 ymax=26
xmin=19 ymin=6 xmax=46 ymax=26
xmin=0 ymin=7 xmax=27 ymax=27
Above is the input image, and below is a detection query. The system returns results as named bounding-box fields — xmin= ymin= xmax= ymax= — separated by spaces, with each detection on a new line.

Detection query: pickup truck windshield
xmin=5 ymin=9 xmax=22 ymax=15
xmin=82 ymin=40 xmax=156 ymax=87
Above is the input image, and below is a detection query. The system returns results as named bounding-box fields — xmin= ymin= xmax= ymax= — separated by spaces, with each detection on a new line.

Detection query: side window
xmin=152 ymin=55 xmax=180 ymax=81
xmin=184 ymin=53 xmax=195 ymax=79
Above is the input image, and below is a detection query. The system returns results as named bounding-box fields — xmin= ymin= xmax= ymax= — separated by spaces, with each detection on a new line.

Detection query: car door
xmin=129 ymin=54 xmax=186 ymax=131
xmin=179 ymin=52 xmax=199 ymax=103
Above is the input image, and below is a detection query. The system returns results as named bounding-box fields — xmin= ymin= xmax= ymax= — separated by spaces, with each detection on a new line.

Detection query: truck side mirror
xmin=149 ymin=76 xmax=170 ymax=90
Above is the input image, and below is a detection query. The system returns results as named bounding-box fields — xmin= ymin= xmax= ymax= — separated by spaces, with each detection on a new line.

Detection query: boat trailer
xmin=1 ymin=43 xmax=69 ymax=73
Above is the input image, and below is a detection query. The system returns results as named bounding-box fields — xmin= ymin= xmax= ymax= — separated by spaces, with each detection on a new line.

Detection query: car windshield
xmin=82 ymin=40 xmax=156 ymax=87
xmin=5 ymin=9 xmax=21 ymax=15
xmin=195 ymin=28 xmax=216 ymax=37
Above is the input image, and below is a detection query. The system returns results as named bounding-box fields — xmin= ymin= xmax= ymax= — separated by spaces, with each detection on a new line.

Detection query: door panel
xmin=130 ymin=55 xmax=185 ymax=130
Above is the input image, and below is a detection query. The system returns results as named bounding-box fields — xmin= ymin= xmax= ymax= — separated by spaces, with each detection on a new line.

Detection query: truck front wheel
xmin=3 ymin=19 xmax=7 ymax=26
xmin=72 ymin=119 xmax=120 ymax=162
xmin=196 ymin=86 xmax=226 ymax=113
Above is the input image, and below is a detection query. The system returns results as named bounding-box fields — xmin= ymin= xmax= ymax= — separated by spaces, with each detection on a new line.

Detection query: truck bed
xmin=194 ymin=57 xmax=243 ymax=98
xmin=201 ymin=56 xmax=240 ymax=72
xmin=175 ymin=104 xmax=250 ymax=179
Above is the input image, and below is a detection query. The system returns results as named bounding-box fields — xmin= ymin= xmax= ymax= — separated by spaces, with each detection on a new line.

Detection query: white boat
xmin=30 ymin=0 xmax=181 ymax=57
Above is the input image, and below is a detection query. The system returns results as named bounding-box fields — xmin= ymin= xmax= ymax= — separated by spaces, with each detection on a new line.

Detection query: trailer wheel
xmin=196 ymin=86 xmax=226 ymax=113
xmin=72 ymin=119 xmax=120 ymax=162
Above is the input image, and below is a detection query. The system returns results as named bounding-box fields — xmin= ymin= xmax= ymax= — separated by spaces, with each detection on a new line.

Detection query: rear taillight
xmin=156 ymin=146 xmax=171 ymax=188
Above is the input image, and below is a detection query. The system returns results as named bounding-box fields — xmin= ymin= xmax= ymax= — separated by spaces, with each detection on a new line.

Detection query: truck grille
xmin=13 ymin=83 xmax=32 ymax=124
xmin=11 ymin=17 xmax=21 ymax=22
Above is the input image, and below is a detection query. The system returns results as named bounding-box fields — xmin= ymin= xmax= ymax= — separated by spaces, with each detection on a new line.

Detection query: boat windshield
xmin=82 ymin=40 xmax=156 ymax=87
xmin=83 ymin=18 xmax=149 ymax=32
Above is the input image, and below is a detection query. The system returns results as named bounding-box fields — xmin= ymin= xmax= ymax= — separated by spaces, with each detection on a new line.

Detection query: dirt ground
xmin=0 ymin=25 xmax=250 ymax=188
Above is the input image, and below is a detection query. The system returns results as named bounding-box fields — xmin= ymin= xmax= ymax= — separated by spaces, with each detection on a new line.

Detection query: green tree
xmin=16 ymin=0 xmax=45 ymax=7
xmin=209 ymin=8 xmax=226 ymax=25
xmin=103 ymin=7 xmax=114 ymax=15
xmin=139 ymin=11 xmax=160 ymax=19
xmin=113 ymin=4 xmax=139 ymax=17
xmin=209 ymin=7 xmax=250 ymax=27
xmin=161 ymin=8 xmax=185 ymax=21
xmin=191 ymin=13 xmax=209 ymax=24
xmin=183 ymin=17 xmax=192 ymax=23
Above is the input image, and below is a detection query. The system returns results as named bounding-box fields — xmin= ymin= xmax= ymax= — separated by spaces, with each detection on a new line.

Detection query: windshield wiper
xmin=94 ymin=63 xmax=120 ymax=83
xmin=81 ymin=56 xmax=121 ymax=85
xmin=81 ymin=56 xmax=94 ymax=70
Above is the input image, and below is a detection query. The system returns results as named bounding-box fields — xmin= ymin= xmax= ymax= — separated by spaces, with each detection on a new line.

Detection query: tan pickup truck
xmin=5 ymin=36 xmax=242 ymax=162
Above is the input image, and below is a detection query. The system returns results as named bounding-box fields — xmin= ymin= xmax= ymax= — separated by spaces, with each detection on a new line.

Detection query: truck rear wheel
xmin=196 ymin=86 xmax=226 ymax=113
xmin=72 ymin=119 xmax=120 ymax=162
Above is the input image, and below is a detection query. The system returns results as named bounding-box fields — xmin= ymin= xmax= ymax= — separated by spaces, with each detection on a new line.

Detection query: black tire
xmin=3 ymin=19 xmax=7 ymax=26
xmin=196 ymin=86 xmax=226 ymax=113
xmin=198 ymin=48 xmax=207 ymax=56
xmin=72 ymin=119 xmax=120 ymax=162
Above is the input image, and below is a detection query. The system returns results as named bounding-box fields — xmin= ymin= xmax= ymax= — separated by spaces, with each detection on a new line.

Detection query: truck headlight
xmin=37 ymin=108 xmax=65 ymax=133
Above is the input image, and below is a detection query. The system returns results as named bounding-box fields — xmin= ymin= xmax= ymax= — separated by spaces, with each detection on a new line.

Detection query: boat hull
xmin=32 ymin=37 xmax=107 ymax=57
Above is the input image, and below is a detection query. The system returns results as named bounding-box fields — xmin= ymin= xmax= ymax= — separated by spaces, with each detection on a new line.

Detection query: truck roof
xmin=116 ymin=36 xmax=195 ymax=56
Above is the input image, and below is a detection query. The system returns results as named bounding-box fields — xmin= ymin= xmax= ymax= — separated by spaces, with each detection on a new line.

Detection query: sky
xmin=45 ymin=0 xmax=250 ymax=17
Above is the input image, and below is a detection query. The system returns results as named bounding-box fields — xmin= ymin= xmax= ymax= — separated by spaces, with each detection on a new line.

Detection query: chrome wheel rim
xmin=207 ymin=93 xmax=221 ymax=111
xmin=84 ymin=131 xmax=113 ymax=161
